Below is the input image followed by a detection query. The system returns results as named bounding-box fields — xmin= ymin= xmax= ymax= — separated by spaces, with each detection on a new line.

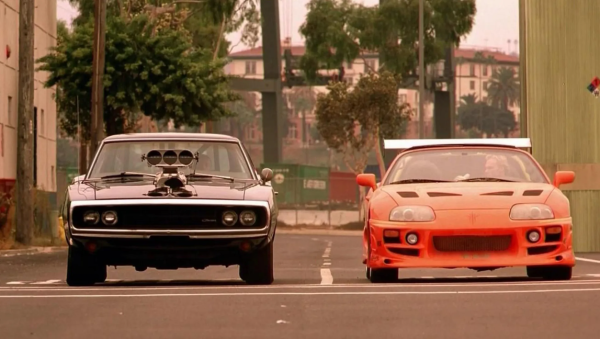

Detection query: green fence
xmin=261 ymin=163 xmax=330 ymax=207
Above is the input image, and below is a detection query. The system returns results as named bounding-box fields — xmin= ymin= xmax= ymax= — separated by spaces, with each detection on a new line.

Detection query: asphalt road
xmin=2 ymin=232 xmax=600 ymax=339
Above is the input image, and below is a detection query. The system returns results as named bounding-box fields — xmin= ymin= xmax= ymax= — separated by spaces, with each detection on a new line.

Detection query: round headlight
xmin=102 ymin=211 xmax=118 ymax=225
xmin=406 ymin=233 xmax=419 ymax=245
xmin=402 ymin=209 xmax=414 ymax=221
xmin=239 ymin=210 xmax=257 ymax=226
xmin=527 ymin=230 xmax=540 ymax=243
xmin=83 ymin=211 xmax=99 ymax=225
xmin=222 ymin=211 xmax=238 ymax=226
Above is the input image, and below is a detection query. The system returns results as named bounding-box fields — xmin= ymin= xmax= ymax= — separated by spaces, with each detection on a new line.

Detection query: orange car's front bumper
xmin=367 ymin=218 xmax=575 ymax=269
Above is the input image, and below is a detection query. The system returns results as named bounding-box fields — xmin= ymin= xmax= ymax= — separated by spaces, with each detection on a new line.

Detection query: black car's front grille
xmin=72 ymin=204 xmax=268 ymax=230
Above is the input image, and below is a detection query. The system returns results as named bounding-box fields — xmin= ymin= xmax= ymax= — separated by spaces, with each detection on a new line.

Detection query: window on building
xmin=347 ymin=61 xmax=353 ymax=70
xmin=399 ymin=94 xmax=407 ymax=103
xmin=41 ymin=109 xmax=45 ymax=137
xmin=483 ymin=81 xmax=488 ymax=90
xmin=288 ymin=123 xmax=297 ymax=139
xmin=470 ymin=81 xmax=475 ymax=90
xmin=344 ymin=77 xmax=354 ymax=85
xmin=483 ymin=66 xmax=488 ymax=76
xmin=364 ymin=60 xmax=376 ymax=73
xmin=7 ymin=96 xmax=12 ymax=126
xmin=51 ymin=166 xmax=55 ymax=190
xmin=469 ymin=64 xmax=475 ymax=76
xmin=245 ymin=61 xmax=256 ymax=75
xmin=0 ymin=123 xmax=3 ymax=157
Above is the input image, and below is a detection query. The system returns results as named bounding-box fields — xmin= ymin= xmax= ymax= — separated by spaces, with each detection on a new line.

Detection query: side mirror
xmin=356 ymin=173 xmax=377 ymax=191
xmin=553 ymin=171 xmax=574 ymax=188
xmin=260 ymin=168 xmax=274 ymax=183
xmin=72 ymin=174 xmax=85 ymax=184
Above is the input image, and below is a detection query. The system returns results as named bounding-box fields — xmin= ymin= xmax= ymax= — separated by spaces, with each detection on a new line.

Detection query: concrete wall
xmin=520 ymin=0 xmax=600 ymax=251
xmin=0 ymin=0 xmax=58 ymax=194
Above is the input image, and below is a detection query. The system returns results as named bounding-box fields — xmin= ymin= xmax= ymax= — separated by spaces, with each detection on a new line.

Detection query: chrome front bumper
xmin=68 ymin=199 xmax=274 ymax=239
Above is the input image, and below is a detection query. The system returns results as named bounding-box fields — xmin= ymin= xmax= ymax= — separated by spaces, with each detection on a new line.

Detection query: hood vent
xmin=397 ymin=191 xmax=419 ymax=198
xmin=523 ymin=190 xmax=543 ymax=196
xmin=427 ymin=192 xmax=461 ymax=197
xmin=481 ymin=191 xmax=514 ymax=196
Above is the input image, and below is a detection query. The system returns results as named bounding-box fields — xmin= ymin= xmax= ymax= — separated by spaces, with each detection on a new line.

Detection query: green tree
xmin=298 ymin=0 xmax=476 ymax=82
xmin=37 ymin=12 xmax=237 ymax=139
xmin=486 ymin=66 xmax=520 ymax=110
xmin=315 ymin=71 xmax=411 ymax=178
xmin=457 ymin=96 xmax=516 ymax=137
xmin=68 ymin=0 xmax=261 ymax=59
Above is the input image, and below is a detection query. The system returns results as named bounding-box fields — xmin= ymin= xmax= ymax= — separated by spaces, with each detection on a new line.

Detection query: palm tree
xmin=486 ymin=67 xmax=520 ymax=111
xmin=459 ymin=93 xmax=478 ymax=107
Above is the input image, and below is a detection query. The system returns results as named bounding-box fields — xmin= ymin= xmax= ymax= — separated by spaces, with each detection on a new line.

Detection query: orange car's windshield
xmin=383 ymin=148 xmax=548 ymax=185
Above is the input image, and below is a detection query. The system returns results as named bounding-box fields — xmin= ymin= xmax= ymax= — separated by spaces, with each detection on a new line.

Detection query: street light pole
xmin=418 ymin=0 xmax=425 ymax=139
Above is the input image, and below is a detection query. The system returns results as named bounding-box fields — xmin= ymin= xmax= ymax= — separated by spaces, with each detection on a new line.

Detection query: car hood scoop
xmin=383 ymin=182 xmax=554 ymax=210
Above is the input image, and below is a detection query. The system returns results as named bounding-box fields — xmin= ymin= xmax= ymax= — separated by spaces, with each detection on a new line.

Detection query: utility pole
xmin=418 ymin=0 xmax=425 ymax=139
xmin=15 ymin=0 xmax=35 ymax=244
xmin=89 ymin=0 xmax=107 ymax=165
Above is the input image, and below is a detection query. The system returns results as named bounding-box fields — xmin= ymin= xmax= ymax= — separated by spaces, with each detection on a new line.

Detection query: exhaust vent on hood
xmin=427 ymin=192 xmax=461 ymax=197
xmin=397 ymin=191 xmax=419 ymax=198
xmin=481 ymin=191 xmax=514 ymax=196
xmin=523 ymin=190 xmax=543 ymax=196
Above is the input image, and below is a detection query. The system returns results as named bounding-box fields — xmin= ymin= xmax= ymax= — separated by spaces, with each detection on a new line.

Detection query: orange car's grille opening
xmin=433 ymin=235 xmax=512 ymax=252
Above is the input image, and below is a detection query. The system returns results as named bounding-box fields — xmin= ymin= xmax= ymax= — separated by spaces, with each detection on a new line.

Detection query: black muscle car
xmin=59 ymin=133 xmax=278 ymax=286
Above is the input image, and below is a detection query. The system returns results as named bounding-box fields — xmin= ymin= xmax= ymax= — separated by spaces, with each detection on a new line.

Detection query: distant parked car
xmin=60 ymin=133 xmax=278 ymax=286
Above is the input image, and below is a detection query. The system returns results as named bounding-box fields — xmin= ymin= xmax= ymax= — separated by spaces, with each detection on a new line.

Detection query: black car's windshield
xmin=87 ymin=140 xmax=254 ymax=180
xmin=383 ymin=148 xmax=548 ymax=185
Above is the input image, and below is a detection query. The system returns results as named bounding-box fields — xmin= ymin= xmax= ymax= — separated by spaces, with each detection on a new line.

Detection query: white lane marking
xmin=319 ymin=241 xmax=333 ymax=284
xmin=585 ymin=274 xmax=600 ymax=278
xmin=320 ymin=269 xmax=333 ymax=285
xmin=576 ymin=257 xmax=600 ymax=264
xmin=3 ymin=280 xmax=600 ymax=293
xmin=3 ymin=287 xmax=600 ymax=298
xmin=421 ymin=276 xmax=435 ymax=279
xmin=6 ymin=282 xmax=26 ymax=285
xmin=31 ymin=280 xmax=62 ymax=285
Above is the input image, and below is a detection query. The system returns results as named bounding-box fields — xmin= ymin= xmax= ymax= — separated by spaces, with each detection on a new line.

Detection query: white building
xmin=0 ymin=0 xmax=58 ymax=199
xmin=225 ymin=38 xmax=521 ymax=141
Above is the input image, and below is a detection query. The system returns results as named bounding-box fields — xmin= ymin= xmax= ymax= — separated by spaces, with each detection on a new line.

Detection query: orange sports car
xmin=357 ymin=138 xmax=576 ymax=283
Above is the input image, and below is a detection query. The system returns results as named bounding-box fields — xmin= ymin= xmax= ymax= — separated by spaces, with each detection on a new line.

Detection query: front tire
xmin=526 ymin=265 xmax=572 ymax=281
xmin=368 ymin=267 xmax=398 ymax=283
xmin=542 ymin=266 xmax=572 ymax=281
xmin=66 ymin=246 xmax=106 ymax=286
xmin=239 ymin=241 xmax=274 ymax=285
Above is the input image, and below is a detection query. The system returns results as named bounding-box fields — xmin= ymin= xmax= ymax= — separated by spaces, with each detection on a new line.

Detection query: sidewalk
xmin=0 ymin=246 xmax=66 ymax=257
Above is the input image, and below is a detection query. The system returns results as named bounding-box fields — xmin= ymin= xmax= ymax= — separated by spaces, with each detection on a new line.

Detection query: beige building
xmin=225 ymin=39 xmax=520 ymax=141
xmin=0 ymin=0 xmax=58 ymax=196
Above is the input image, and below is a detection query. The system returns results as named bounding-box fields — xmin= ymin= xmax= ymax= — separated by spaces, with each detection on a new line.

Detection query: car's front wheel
xmin=239 ymin=241 xmax=274 ymax=285
xmin=367 ymin=267 xmax=398 ymax=283
xmin=526 ymin=265 xmax=572 ymax=280
xmin=541 ymin=266 xmax=572 ymax=281
xmin=66 ymin=246 xmax=107 ymax=286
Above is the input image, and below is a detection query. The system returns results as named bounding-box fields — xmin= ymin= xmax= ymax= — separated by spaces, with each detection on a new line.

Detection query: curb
xmin=0 ymin=246 xmax=67 ymax=257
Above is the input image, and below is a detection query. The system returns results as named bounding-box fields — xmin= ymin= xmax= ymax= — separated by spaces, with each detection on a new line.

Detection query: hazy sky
xmin=56 ymin=0 xmax=520 ymax=54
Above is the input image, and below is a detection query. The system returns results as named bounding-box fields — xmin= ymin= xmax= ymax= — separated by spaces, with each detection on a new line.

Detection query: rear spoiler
xmin=383 ymin=138 xmax=532 ymax=152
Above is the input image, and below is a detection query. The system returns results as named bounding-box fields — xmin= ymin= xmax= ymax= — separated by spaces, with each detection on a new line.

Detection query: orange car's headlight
xmin=389 ymin=206 xmax=435 ymax=222
xmin=509 ymin=204 xmax=554 ymax=220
